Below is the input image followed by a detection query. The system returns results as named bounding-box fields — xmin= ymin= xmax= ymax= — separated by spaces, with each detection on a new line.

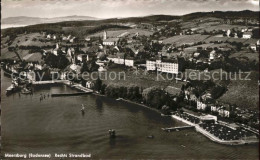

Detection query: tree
xmin=210 ymin=85 xmax=226 ymax=99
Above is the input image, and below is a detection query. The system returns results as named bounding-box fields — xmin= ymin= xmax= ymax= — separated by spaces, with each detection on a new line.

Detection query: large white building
xmin=146 ymin=59 xmax=179 ymax=74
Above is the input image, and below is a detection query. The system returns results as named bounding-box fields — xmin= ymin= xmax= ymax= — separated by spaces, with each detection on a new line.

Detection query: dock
xmin=162 ymin=126 xmax=195 ymax=132
xmin=51 ymin=92 xmax=92 ymax=97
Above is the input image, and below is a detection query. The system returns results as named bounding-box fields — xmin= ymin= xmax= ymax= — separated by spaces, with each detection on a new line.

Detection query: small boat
xmin=6 ymin=83 xmax=19 ymax=95
xmin=116 ymin=98 xmax=123 ymax=101
xmin=21 ymin=88 xmax=32 ymax=94
xmin=109 ymin=129 xmax=116 ymax=138
xmin=181 ymin=145 xmax=186 ymax=148
xmin=147 ymin=135 xmax=154 ymax=139
xmin=81 ymin=104 xmax=85 ymax=113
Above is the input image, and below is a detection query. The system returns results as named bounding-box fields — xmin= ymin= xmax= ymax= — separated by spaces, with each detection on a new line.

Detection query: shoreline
xmin=3 ymin=74 xmax=258 ymax=146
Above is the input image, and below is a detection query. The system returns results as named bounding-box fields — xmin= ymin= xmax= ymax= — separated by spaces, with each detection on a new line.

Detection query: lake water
xmin=1 ymin=70 xmax=259 ymax=159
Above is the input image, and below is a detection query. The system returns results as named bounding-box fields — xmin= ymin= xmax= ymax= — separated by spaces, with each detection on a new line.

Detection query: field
xmin=0 ymin=48 xmax=18 ymax=60
xmin=10 ymin=33 xmax=54 ymax=48
xmin=184 ymin=43 xmax=234 ymax=51
xmin=88 ymin=28 xmax=154 ymax=38
xmin=162 ymin=34 xmax=210 ymax=46
xmin=229 ymin=51 xmax=259 ymax=62
xmin=197 ymin=24 xmax=247 ymax=32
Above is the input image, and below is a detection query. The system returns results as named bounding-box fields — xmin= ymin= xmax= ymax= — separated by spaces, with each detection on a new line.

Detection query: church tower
xmin=103 ymin=31 xmax=107 ymax=40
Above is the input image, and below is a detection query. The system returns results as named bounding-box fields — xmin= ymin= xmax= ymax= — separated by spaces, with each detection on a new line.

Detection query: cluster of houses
xmin=225 ymin=28 xmax=254 ymax=39
xmin=46 ymin=34 xmax=77 ymax=43
xmin=184 ymin=87 xmax=233 ymax=118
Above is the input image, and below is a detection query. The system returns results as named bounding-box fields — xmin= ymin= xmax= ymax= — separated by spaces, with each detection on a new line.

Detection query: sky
xmin=2 ymin=0 xmax=259 ymax=19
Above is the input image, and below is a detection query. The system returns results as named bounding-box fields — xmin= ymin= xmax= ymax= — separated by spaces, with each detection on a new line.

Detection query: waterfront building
xmin=197 ymin=101 xmax=207 ymax=110
xmin=86 ymin=81 xmax=94 ymax=89
xmin=218 ymin=109 xmax=230 ymax=118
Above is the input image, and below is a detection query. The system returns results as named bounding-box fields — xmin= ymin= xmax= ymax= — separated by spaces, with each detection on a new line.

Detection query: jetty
xmin=51 ymin=92 xmax=91 ymax=97
xmin=162 ymin=126 xmax=194 ymax=132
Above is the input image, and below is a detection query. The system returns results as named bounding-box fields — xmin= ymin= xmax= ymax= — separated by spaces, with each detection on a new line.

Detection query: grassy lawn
xmin=89 ymin=28 xmax=154 ymax=38
xmin=162 ymin=34 xmax=210 ymax=46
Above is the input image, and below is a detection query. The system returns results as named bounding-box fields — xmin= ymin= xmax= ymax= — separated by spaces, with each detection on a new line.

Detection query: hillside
xmin=218 ymin=71 xmax=259 ymax=110
xmin=182 ymin=10 xmax=259 ymax=21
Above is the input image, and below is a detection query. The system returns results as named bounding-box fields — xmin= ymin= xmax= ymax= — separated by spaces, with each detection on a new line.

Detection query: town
xmin=1 ymin=11 xmax=259 ymax=145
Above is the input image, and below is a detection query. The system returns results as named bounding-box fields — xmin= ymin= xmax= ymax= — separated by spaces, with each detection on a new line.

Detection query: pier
xmin=51 ymin=92 xmax=92 ymax=97
xmin=162 ymin=126 xmax=195 ymax=132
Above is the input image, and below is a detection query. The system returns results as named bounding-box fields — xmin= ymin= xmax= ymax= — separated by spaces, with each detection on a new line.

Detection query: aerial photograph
xmin=0 ymin=0 xmax=259 ymax=159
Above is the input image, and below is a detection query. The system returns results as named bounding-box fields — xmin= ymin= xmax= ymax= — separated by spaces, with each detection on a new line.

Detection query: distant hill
xmin=182 ymin=10 xmax=259 ymax=21
xmin=1 ymin=15 xmax=99 ymax=29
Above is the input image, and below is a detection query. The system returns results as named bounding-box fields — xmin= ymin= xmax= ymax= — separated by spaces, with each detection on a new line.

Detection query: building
xmin=52 ymin=48 xmax=58 ymax=56
xmin=146 ymin=60 xmax=157 ymax=71
xmin=86 ymin=81 xmax=94 ymax=89
xmin=107 ymin=54 xmax=134 ymax=67
xmin=197 ymin=101 xmax=207 ymax=110
xmin=211 ymin=105 xmax=218 ymax=112
xmin=250 ymin=44 xmax=257 ymax=51
xmin=218 ymin=109 xmax=230 ymax=118
xmin=226 ymin=29 xmax=231 ymax=37
xmin=209 ymin=50 xmax=216 ymax=61
xmin=242 ymin=32 xmax=252 ymax=39
xmin=103 ymin=38 xmax=119 ymax=46
xmin=146 ymin=59 xmax=179 ymax=74
xmin=46 ymin=34 xmax=51 ymax=39
xmin=77 ymin=54 xmax=89 ymax=62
